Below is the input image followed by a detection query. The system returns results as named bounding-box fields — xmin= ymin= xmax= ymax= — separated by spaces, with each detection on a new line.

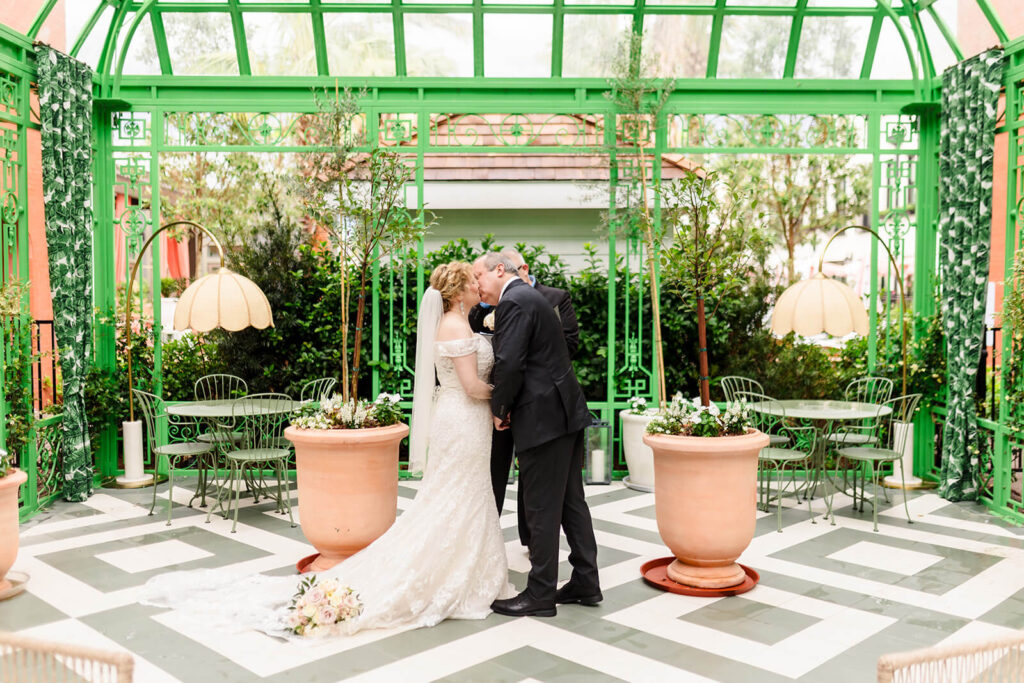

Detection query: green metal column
xmin=92 ymin=106 xmax=118 ymax=479
xmin=913 ymin=107 xmax=940 ymax=481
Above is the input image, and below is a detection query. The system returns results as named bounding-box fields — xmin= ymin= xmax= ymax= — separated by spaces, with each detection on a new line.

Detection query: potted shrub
xmin=643 ymin=397 xmax=766 ymax=588
xmin=285 ymin=90 xmax=427 ymax=573
xmin=285 ymin=394 xmax=407 ymax=572
xmin=640 ymin=169 xmax=770 ymax=590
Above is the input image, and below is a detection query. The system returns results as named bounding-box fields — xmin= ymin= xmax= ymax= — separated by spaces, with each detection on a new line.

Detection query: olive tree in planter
xmin=641 ymin=170 xmax=771 ymax=591
xmin=604 ymin=31 xmax=673 ymax=490
xmin=286 ymin=91 xmax=427 ymax=573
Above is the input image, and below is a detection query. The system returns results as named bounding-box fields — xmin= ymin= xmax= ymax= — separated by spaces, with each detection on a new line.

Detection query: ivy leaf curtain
xmin=937 ymin=48 xmax=1004 ymax=502
xmin=36 ymin=46 xmax=94 ymax=502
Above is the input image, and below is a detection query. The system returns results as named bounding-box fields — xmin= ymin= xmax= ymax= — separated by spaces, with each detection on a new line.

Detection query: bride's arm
xmin=453 ymin=355 xmax=492 ymax=400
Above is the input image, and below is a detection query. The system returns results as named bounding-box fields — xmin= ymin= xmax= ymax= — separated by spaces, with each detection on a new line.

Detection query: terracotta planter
xmin=0 ymin=469 xmax=27 ymax=593
xmin=621 ymin=412 xmax=657 ymax=491
xmin=643 ymin=429 xmax=768 ymax=589
xmin=285 ymin=423 xmax=409 ymax=573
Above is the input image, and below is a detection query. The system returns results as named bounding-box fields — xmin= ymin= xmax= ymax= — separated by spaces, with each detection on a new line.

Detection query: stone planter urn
xmin=621 ymin=411 xmax=657 ymax=491
xmin=0 ymin=468 xmax=27 ymax=594
xmin=285 ymin=423 xmax=409 ymax=573
xmin=643 ymin=429 xmax=768 ymax=589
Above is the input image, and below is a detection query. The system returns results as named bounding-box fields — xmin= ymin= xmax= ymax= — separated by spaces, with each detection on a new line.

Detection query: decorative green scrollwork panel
xmin=378 ymin=114 xmax=417 ymax=147
xmin=31 ymin=415 xmax=64 ymax=501
xmin=0 ymin=73 xmax=20 ymax=121
xmin=163 ymin=111 xmax=366 ymax=150
xmin=427 ymin=114 xmax=605 ymax=149
xmin=611 ymin=215 xmax=652 ymax=404
xmin=667 ymin=114 xmax=869 ymax=153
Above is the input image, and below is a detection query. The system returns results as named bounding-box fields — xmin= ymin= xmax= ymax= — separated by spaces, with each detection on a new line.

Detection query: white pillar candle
xmin=590 ymin=449 xmax=606 ymax=482
xmin=117 ymin=420 xmax=153 ymax=485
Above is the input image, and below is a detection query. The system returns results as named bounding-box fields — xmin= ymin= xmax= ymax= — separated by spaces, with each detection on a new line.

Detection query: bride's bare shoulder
xmin=435 ymin=313 xmax=474 ymax=342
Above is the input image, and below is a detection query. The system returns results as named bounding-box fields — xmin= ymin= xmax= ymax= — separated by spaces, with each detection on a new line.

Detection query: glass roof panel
xmin=644 ymin=0 xmax=715 ymax=5
xmin=869 ymin=17 xmax=913 ymax=80
xmin=120 ymin=15 xmax=162 ymax=75
xmin=74 ymin=4 xmax=116 ymax=70
xmin=562 ymin=14 xmax=632 ymax=77
xmin=805 ymin=0 xmax=877 ymax=7
xmin=919 ymin=11 xmax=958 ymax=75
xmin=484 ymin=0 xmax=554 ymax=5
xmin=643 ymin=14 xmax=712 ymax=78
xmin=727 ymin=0 xmax=799 ymax=6
xmin=403 ymin=0 xmax=472 ymax=4
xmin=244 ymin=13 xmax=317 ymax=76
xmin=717 ymin=15 xmax=792 ymax=78
xmin=794 ymin=15 xmax=871 ymax=79
xmin=564 ymin=0 xmax=635 ymax=6
xmin=484 ymin=14 xmax=552 ymax=77
xmin=322 ymin=0 xmax=390 ymax=3
xmin=161 ymin=12 xmax=239 ymax=76
xmin=404 ymin=14 xmax=474 ymax=77
xmin=323 ymin=13 xmax=396 ymax=76
xmin=63 ymin=1 xmax=105 ymax=52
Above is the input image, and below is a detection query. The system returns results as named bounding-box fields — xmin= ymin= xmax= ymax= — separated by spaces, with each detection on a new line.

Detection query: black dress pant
xmin=489 ymin=427 xmax=529 ymax=545
xmin=516 ymin=429 xmax=600 ymax=601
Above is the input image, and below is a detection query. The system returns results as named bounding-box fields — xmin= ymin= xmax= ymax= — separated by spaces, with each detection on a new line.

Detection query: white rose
xmin=483 ymin=311 xmax=496 ymax=330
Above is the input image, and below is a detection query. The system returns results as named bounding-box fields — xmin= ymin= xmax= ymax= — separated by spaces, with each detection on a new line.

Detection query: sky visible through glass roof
xmin=24 ymin=0 xmax=1010 ymax=82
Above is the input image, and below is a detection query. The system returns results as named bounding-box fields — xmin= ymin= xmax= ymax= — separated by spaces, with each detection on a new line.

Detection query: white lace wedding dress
xmin=140 ymin=334 xmax=512 ymax=638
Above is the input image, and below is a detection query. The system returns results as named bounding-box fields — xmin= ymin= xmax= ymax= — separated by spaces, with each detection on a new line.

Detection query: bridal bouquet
xmin=288 ymin=576 xmax=363 ymax=637
xmin=291 ymin=392 xmax=403 ymax=430
xmin=646 ymin=393 xmax=750 ymax=438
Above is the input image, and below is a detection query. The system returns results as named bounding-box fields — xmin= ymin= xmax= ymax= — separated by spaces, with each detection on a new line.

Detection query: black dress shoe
xmin=554 ymin=582 xmax=603 ymax=606
xmin=491 ymin=592 xmax=556 ymax=617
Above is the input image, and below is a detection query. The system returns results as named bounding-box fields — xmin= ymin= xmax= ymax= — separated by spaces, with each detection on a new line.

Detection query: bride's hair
xmin=429 ymin=261 xmax=474 ymax=312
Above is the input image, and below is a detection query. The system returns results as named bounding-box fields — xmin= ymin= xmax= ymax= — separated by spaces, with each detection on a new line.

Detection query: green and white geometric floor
xmin=4 ymin=479 xmax=1024 ymax=682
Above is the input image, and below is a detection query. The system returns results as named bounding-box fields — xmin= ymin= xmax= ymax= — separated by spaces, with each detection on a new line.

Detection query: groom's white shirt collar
xmin=498 ymin=276 xmax=517 ymax=302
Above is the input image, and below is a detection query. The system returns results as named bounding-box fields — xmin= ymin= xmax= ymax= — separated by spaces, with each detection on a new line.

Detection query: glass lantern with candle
xmin=584 ymin=417 xmax=612 ymax=485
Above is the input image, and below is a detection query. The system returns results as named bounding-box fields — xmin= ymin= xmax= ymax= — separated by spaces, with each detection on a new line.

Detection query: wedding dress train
xmin=141 ymin=334 xmax=512 ymax=638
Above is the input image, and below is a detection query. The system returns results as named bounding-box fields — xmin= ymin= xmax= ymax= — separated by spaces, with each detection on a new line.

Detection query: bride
xmin=141 ymin=261 xmax=513 ymax=637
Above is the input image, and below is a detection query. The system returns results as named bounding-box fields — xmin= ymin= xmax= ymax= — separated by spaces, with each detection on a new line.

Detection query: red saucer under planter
xmin=641 ymin=557 xmax=759 ymax=597
xmin=296 ymin=553 xmax=320 ymax=574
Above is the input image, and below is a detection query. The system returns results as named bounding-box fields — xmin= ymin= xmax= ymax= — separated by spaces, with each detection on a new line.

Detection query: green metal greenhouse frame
xmin=1 ymin=1 xmax=1023 ymax=522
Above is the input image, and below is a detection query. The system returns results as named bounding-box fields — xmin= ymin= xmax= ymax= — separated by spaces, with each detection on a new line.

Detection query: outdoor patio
xmin=6 ymin=480 xmax=1024 ymax=682
xmin=3 ymin=1 xmax=1024 ymax=680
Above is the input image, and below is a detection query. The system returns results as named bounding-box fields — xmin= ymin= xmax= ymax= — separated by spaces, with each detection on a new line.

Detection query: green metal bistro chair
xmin=194 ymin=373 xmax=248 ymax=440
xmin=739 ymin=392 xmax=817 ymax=531
xmin=719 ymin=376 xmax=765 ymax=403
xmin=826 ymin=376 xmax=894 ymax=449
xmin=207 ymin=393 xmax=295 ymax=533
xmin=734 ymin=390 xmax=789 ymax=447
xmin=300 ymin=377 xmax=337 ymax=404
xmin=134 ymin=389 xmax=215 ymax=526
xmin=836 ymin=393 xmax=922 ymax=532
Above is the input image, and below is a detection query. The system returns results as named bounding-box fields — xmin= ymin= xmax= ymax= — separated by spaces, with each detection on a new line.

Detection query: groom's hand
xmin=493 ymin=415 xmax=510 ymax=431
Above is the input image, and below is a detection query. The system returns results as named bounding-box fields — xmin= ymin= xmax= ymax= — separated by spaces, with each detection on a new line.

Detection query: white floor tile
xmin=96 ymin=539 xmax=214 ymax=574
xmin=827 ymin=540 xmax=943 ymax=576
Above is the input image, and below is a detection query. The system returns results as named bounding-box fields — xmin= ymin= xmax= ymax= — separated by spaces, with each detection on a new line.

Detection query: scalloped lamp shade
xmin=173 ymin=268 xmax=274 ymax=333
xmin=770 ymin=272 xmax=868 ymax=337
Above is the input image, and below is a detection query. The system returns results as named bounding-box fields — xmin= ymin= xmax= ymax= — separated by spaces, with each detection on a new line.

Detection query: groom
xmin=473 ymin=252 xmax=601 ymax=617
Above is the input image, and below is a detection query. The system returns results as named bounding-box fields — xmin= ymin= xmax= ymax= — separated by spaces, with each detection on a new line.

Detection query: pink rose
xmin=318 ymin=606 xmax=338 ymax=625
xmin=306 ymin=587 xmax=326 ymax=605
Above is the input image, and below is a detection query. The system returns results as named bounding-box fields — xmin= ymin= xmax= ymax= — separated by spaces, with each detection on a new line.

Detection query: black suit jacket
xmin=491 ymin=279 xmax=591 ymax=451
xmin=469 ymin=280 xmax=579 ymax=358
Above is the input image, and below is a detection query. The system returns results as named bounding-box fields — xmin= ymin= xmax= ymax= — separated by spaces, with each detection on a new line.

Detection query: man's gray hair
xmin=500 ymin=248 xmax=525 ymax=267
xmin=477 ymin=251 xmax=518 ymax=273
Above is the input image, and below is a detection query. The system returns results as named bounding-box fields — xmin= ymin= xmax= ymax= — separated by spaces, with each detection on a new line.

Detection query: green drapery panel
xmin=937 ymin=48 xmax=1004 ymax=502
xmin=37 ymin=46 xmax=94 ymax=503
